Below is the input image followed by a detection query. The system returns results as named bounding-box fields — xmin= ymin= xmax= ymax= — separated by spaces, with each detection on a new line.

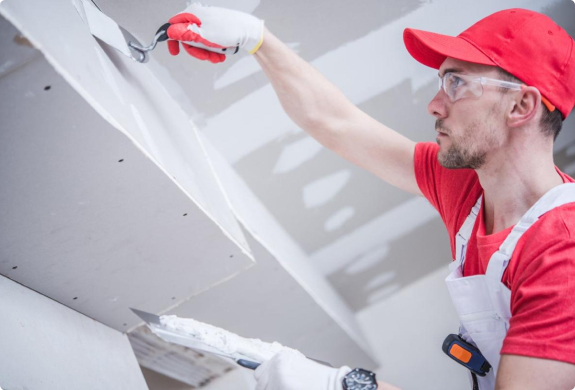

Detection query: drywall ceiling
xmin=0 ymin=14 xmax=254 ymax=331
xmin=93 ymin=0 xmax=575 ymax=311
xmin=0 ymin=3 xmax=377 ymax=380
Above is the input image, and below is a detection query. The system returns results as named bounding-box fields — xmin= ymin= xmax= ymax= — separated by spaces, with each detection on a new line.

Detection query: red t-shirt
xmin=414 ymin=142 xmax=575 ymax=364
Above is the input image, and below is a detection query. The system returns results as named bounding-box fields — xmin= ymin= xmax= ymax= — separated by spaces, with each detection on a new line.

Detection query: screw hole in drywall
xmin=12 ymin=266 xmax=17 ymax=270
xmin=118 ymin=159 xmax=124 ymax=162
xmin=229 ymin=254 xmax=234 ymax=258
xmin=172 ymin=297 xmax=176 ymax=300
xmin=73 ymin=297 xmax=78 ymax=300
xmin=183 ymin=213 xmax=188 ymax=216
xmin=44 ymin=85 xmax=51 ymax=91
xmin=123 ymin=323 xmax=127 ymax=326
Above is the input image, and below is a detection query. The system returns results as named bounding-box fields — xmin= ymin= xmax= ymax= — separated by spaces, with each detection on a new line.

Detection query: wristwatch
xmin=342 ymin=368 xmax=378 ymax=390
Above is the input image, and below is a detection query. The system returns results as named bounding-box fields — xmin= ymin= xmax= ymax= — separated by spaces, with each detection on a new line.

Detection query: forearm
xmin=254 ymin=29 xmax=355 ymax=149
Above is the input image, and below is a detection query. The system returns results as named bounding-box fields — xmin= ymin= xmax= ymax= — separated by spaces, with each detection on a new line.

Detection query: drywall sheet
xmin=0 ymin=275 xmax=149 ymax=390
xmin=0 ymin=22 xmax=252 ymax=330
xmin=0 ymin=0 xmax=251 ymax=258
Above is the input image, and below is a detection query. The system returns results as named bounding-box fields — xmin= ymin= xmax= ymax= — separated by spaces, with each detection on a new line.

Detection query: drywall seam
xmin=0 ymin=3 xmax=253 ymax=264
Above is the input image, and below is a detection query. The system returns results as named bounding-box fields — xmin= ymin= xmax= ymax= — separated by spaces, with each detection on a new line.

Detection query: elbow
xmin=299 ymin=115 xmax=343 ymax=151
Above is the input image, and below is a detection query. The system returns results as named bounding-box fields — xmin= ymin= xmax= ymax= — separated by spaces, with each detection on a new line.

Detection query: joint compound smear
xmin=160 ymin=315 xmax=300 ymax=362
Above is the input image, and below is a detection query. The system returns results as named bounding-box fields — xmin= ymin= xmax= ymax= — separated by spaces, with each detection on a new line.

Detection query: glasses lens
xmin=444 ymin=73 xmax=484 ymax=102
xmin=446 ymin=73 xmax=463 ymax=101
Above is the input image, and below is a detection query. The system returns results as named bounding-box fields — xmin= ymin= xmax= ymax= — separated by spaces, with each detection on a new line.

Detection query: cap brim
xmin=403 ymin=28 xmax=496 ymax=69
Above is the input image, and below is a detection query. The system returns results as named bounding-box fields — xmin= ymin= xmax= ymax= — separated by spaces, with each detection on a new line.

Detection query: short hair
xmin=496 ymin=68 xmax=563 ymax=141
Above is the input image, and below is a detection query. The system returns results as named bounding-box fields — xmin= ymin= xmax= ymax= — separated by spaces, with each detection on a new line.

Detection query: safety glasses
xmin=438 ymin=72 xmax=555 ymax=112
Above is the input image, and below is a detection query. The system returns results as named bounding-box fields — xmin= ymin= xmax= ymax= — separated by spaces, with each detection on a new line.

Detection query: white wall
xmin=0 ymin=275 xmax=148 ymax=390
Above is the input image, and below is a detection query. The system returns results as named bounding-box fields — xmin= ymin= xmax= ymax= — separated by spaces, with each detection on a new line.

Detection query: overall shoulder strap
xmin=486 ymin=183 xmax=575 ymax=281
xmin=454 ymin=195 xmax=483 ymax=269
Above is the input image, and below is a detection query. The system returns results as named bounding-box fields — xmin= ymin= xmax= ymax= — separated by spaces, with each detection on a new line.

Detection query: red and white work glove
xmin=166 ymin=3 xmax=264 ymax=63
xmin=254 ymin=350 xmax=351 ymax=390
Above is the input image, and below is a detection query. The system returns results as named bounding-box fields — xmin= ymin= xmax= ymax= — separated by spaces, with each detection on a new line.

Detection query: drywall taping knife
xmin=73 ymin=0 xmax=170 ymax=63
xmin=130 ymin=308 xmax=333 ymax=370
xmin=130 ymin=308 xmax=263 ymax=369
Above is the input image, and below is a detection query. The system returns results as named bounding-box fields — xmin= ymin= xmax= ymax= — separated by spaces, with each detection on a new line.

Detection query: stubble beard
xmin=436 ymin=119 xmax=487 ymax=170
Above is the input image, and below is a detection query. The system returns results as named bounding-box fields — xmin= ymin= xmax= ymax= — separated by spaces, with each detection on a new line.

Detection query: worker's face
xmin=427 ymin=58 xmax=508 ymax=170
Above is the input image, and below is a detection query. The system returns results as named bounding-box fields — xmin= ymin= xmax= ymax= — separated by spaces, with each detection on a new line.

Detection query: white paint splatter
xmin=367 ymin=283 xmax=401 ymax=304
xmin=311 ymin=196 xmax=438 ymax=275
xmin=215 ymin=56 xmax=260 ymax=90
xmin=214 ymin=43 xmax=300 ymax=90
xmin=273 ymin=137 xmax=323 ymax=174
xmin=324 ymin=206 xmax=355 ymax=232
xmin=345 ymin=245 xmax=389 ymax=275
xmin=364 ymin=271 xmax=396 ymax=290
xmin=302 ymin=169 xmax=351 ymax=209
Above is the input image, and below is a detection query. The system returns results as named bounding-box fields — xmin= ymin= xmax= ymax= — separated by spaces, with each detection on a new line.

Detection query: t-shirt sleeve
xmin=502 ymin=235 xmax=575 ymax=364
xmin=413 ymin=142 xmax=481 ymax=233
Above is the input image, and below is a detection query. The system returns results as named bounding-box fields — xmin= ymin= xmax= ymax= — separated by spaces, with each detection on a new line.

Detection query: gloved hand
xmin=254 ymin=350 xmax=351 ymax=390
xmin=166 ymin=3 xmax=264 ymax=63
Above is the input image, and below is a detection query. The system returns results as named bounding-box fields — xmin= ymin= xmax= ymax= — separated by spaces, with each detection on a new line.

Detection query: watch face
xmin=344 ymin=368 xmax=377 ymax=390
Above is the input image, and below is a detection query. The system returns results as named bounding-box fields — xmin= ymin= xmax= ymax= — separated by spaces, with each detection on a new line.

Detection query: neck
xmin=477 ymin=137 xmax=563 ymax=235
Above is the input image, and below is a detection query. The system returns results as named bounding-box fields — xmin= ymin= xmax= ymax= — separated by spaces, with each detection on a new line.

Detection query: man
xmin=166 ymin=4 xmax=575 ymax=390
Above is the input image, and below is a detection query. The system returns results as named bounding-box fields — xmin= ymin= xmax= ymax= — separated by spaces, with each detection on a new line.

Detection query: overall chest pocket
xmin=460 ymin=311 xmax=508 ymax=372
xmin=461 ymin=311 xmax=508 ymax=341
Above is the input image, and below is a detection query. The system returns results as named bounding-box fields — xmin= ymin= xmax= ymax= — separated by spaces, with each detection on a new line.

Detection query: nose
xmin=427 ymin=90 xmax=447 ymax=119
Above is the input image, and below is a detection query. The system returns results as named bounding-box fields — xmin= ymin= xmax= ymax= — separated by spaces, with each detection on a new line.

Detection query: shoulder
xmin=504 ymin=204 xmax=575 ymax=364
xmin=508 ymin=203 xmax=575 ymax=288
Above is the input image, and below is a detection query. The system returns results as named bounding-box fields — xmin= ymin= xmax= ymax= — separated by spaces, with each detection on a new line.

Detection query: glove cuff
xmin=332 ymin=366 xmax=352 ymax=390
xmin=245 ymin=19 xmax=265 ymax=54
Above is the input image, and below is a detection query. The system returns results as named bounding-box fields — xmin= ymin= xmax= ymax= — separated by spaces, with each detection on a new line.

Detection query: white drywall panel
xmin=0 ymin=40 xmax=252 ymax=331
xmin=0 ymin=275 xmax=148 ymax=390
xmin=356 ymin=267 xmax=469 ymax=390
xmin=0 ymin=0 xmax=251 ymax=258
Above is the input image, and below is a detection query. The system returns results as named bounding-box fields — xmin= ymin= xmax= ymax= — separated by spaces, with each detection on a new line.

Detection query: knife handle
xmin=236 ymin=359 xmax=261 ymax=370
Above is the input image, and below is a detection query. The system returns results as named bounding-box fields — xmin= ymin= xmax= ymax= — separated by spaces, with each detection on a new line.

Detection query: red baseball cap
xmin=403 ymin=8 xmax=575 ymax=119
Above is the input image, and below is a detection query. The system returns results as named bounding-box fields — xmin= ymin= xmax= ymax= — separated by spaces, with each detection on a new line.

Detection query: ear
xmin=507 ymin=86 xmax=540 ymax=128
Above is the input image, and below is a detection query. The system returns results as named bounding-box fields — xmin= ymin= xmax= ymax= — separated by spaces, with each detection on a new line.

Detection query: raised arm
xmin=166 ymin=4 xmax=422 ymax=196
xmin=254 ymin=30 xmax=421 ymax=196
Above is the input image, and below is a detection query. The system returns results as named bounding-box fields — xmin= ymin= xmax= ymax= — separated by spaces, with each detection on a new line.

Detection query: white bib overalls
xmin=445 ymin=183 xmax=575 ymax=390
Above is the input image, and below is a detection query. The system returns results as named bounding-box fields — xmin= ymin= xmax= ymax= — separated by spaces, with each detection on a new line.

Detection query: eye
xmin=451 ymin=75 xmax=465 ymax=88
